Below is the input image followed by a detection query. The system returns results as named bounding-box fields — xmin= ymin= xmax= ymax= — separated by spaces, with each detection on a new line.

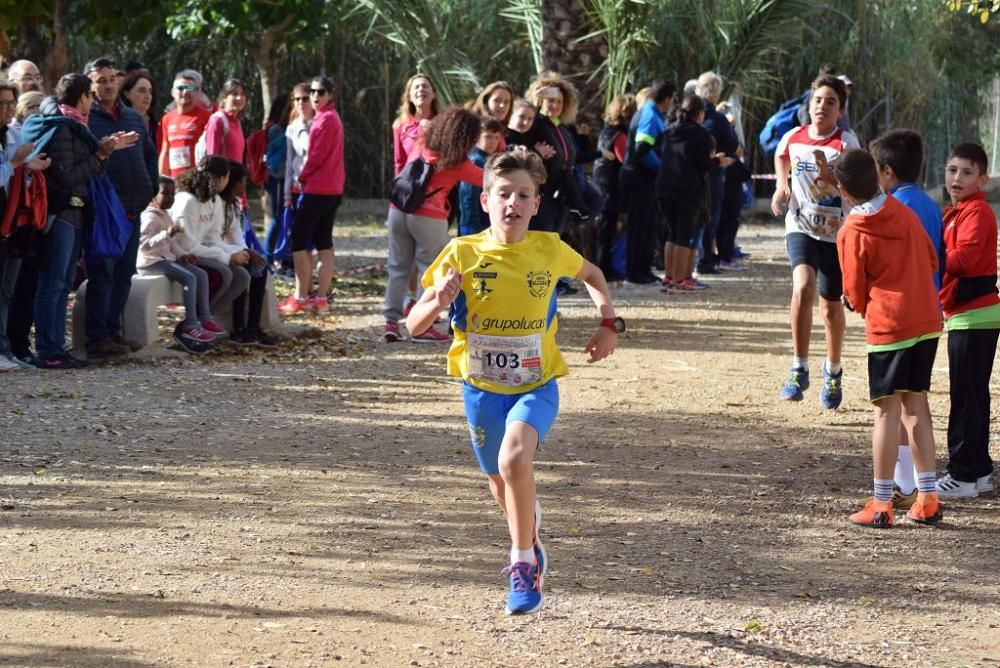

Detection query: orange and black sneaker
xmin=906 ymin=492 xmax=943 ymax=525
xmin=856 ymin=485 xmax=917 ymax=511
xmin=849 ymin=500 xmax=894 ymax=529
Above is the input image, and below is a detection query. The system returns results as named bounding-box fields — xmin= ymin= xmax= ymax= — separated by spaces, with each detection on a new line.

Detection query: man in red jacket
xmin=936 ymin=143 xmax=999 ymax=499
xmin=834 ymin=149 xmax=943 ymax=528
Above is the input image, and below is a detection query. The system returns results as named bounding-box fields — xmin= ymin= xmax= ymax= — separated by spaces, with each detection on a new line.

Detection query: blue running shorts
xmin=462 ymin=379 xmax=560 ymax=475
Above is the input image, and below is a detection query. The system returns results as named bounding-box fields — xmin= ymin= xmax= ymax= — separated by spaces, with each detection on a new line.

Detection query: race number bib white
xmin=796 ymin=201 xmax=842 ymax=238
xmin=169 ymin=146 xmax=192 ymax=171
xmin=468 ymin=333 xmax=542 ymax=387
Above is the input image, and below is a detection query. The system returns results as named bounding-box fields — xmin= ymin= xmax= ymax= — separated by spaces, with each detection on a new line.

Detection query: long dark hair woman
xmin=119 ymin=69 xmax=159 ymax=149
xmin=21 ymin=73 xmax=137 ymax=368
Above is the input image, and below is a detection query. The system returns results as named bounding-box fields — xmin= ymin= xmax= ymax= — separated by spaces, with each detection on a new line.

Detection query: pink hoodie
xmin=299 ymin=104 xmax=345 ymax=196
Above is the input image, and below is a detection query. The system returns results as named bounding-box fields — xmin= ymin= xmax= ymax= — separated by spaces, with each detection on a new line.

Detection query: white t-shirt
xmin=776 ymin=124 xmax=860 ymax=242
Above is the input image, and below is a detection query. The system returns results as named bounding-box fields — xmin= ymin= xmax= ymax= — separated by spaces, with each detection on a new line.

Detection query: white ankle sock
xmin=894 ymin=445 xmax=916 ymax=494
xmin=510 ymin=547 xmax=533 ymax=565
xmin=793 ymin=357 xmax=808 ymax=371
xmin=825 ymin=360 xmax=842 ymax=375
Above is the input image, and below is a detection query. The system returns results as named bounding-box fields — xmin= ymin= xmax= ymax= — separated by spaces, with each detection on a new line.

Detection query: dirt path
xmin=2 ymin=221 xmax=999 ymax=668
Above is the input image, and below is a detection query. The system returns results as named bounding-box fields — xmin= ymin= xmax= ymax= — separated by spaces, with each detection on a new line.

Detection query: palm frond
xmin=499 ymin=0 xmax=544 ymax=75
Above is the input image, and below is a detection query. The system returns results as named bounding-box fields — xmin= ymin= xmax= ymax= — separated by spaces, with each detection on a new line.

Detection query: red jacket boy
xmin=939 ymin=190 xmax=1000 ymax=318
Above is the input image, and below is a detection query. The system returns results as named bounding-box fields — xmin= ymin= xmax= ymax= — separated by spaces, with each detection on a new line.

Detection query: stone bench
xmin=71 ymin=273 xmax=280 ymax=350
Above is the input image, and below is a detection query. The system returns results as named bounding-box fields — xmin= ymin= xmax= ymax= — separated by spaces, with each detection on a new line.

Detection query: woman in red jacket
xmin=278 ymin=75 xmax=345 ymax=315
xmin=382 ymin=108 xmax=482 ymax=343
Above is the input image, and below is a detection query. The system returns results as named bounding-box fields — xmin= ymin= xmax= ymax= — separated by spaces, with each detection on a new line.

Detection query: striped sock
xmin=916 ymin=471 xmax=936 ymax=494
xmin=873 ymin=478 xmax=894 ymax=502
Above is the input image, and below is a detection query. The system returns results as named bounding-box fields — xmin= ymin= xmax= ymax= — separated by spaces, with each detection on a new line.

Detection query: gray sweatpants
xmin=196 ymin=258 xmax=250 ymax=311
xmin=382 ymin=208 xmax=450 ymax=323
xmin=139 ymin=260 xmax=212 ymax=327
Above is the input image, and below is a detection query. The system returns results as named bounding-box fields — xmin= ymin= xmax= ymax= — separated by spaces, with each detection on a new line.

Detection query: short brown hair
xmin=483 ymin=146 xmax=547 ymax=195
xmin=0 ymin=81 xmax=18 ymax=99
xmin=949 ymin=142 xmax=989 ymax=176
xmin=811 ymin=74 xmax=848 ymax=110
xmin=481 ymin=116 xmax=504 ymax=134
xmin=869 ymin=129 xmax=924 ymax=183
xmin=834 ymin=149 xmax=880 ymax=202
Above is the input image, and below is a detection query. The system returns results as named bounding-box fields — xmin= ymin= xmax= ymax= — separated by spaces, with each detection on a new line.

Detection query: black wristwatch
xmin=600 ymin=317 xmax=626 ymax=334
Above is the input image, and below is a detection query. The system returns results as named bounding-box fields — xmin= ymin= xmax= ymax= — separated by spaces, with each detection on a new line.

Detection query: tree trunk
xmin=246 ymin=14 xmax=296 ymax=119
xmin=541 ymin=0 xmax=607 ymax=118
xmin=50 ymin=0 xmax=69 ymax=81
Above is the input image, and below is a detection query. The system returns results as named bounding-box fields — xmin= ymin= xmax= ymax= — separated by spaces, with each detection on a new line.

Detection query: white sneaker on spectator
xmin=0 ymin=355 xmax=21 ymax=371
xmin=935 ymin=473 xmax=978 ymax=498
xmin=977 ymin=473 xmax=994 ymax=495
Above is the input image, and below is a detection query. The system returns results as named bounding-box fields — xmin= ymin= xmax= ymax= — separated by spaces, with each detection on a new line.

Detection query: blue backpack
xmin=758 ymin=97 xmax=802 ymax=156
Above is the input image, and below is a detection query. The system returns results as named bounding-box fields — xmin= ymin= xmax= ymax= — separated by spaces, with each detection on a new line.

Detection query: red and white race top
xmin=777 ymin=124 xmax=860 ymax=242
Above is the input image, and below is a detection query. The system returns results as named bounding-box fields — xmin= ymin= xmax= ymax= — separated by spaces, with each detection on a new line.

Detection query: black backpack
xmin=388 ymin=157 xmax=440 ymax=213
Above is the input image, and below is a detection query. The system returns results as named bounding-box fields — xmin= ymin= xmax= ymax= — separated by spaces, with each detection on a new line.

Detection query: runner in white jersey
xmin=771 ymin=74 xmax=859 ymax=409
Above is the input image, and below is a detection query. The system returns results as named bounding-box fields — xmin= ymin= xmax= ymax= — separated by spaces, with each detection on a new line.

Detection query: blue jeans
xmin=84 ymin=219 xmax=140 ymax=345
xmin=34 ymin=219 xmax=82 ymax=360
xmin=263 ymin=175 xmax=285 ymax=262
xmin=695 ymin=167 xmax=725 ymax=268
xmin=0 ymin=250 xmax=22 ymax=357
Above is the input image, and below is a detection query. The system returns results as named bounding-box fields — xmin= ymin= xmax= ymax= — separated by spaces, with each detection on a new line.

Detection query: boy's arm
xmin=945 ymin=208 xmax=994 ymax=277
xmin=575 ymin=259 xmax=618 ymax=363
xmin=405 ymin=267 xmax=462 ymax=336
xmin=771 ymin=153 xmax=791 ymax=216
xmin=837 ymin=226 xmax=867 ymax=317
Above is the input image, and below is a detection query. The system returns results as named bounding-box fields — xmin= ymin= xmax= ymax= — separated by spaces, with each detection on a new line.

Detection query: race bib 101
xmin=796 ymin=201 xmax=842 ymax=238
xmin=468 ymin=332 xmax=542 ymax=387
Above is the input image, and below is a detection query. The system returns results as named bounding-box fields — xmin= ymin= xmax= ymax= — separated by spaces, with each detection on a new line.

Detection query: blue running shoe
xmin=820 ymin=367 xmax=843 ymax=409
xmin=533 ymin=500 xmax=547 ymax=587
xmin=504 ymin=561 xmax=542 ymax=615
xmin=780 ymin=367 xmax=809 ymax=401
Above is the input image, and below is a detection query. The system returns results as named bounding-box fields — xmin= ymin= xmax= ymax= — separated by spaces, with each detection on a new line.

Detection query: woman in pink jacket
xmin=278 ymin=75 xmax=345 ymax=315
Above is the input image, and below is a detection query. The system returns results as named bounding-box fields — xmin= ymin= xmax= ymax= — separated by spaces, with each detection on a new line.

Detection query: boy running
xmin=936 ymin=143 xmax=999 ymax=498
xmin=772 ymin=75 xmax=859 ymax=408
xmin=833 ymin=149 xmax=943 ymax=528
xmin=406 ymin=147 xmax=622 ymax=615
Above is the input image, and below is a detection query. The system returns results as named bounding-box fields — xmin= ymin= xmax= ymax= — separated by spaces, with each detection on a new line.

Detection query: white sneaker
xmin=936 ymin=473 xmax=979 ymax=498
xmin=977 ymin=473 xmax=994 ymax=495
xmin=0 ymin=355 xmax=22 ymax=372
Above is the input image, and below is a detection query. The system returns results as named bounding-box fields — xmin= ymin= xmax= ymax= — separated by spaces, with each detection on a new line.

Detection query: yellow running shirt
xmin=423 ymin=230 xmax=585 ymax=395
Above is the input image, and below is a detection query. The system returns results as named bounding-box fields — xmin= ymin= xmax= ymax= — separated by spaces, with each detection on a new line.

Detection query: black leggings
xmin=659 ymin=195 xmax=701 ymax=247
xmin=291 ymin=194 xmax=342 ymax=252
xmin=231 ymin=274 xmax=267 ymax=331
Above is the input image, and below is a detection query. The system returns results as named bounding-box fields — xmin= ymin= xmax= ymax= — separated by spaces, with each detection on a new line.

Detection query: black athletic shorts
xmin=291 ymin=194 xmax=342 ymax=252
xmin=867 ymin=337 xmax=938 ymax=402
xmin=785 ymin=231 xmax=842 ymax=300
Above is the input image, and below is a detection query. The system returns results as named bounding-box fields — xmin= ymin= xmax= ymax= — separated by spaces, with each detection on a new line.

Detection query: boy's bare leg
xmin=900 ymin=392 xmax=936 ymax=474
xmin=790 ymin=264 xmax=817 ymax=359
xmin=873 ymin=395 xmax=904 ymax=479
xmin=820 ymin=295 xmax=845 ymax=366
xmin=498 ymin=421 xmax=538 ymax=553
xmin=487 ymin=474 xmax=507 ymax=515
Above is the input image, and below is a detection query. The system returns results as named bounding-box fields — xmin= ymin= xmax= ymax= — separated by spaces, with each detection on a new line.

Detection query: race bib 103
xmin=467 ymin=332 xmax=542 ymax=387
